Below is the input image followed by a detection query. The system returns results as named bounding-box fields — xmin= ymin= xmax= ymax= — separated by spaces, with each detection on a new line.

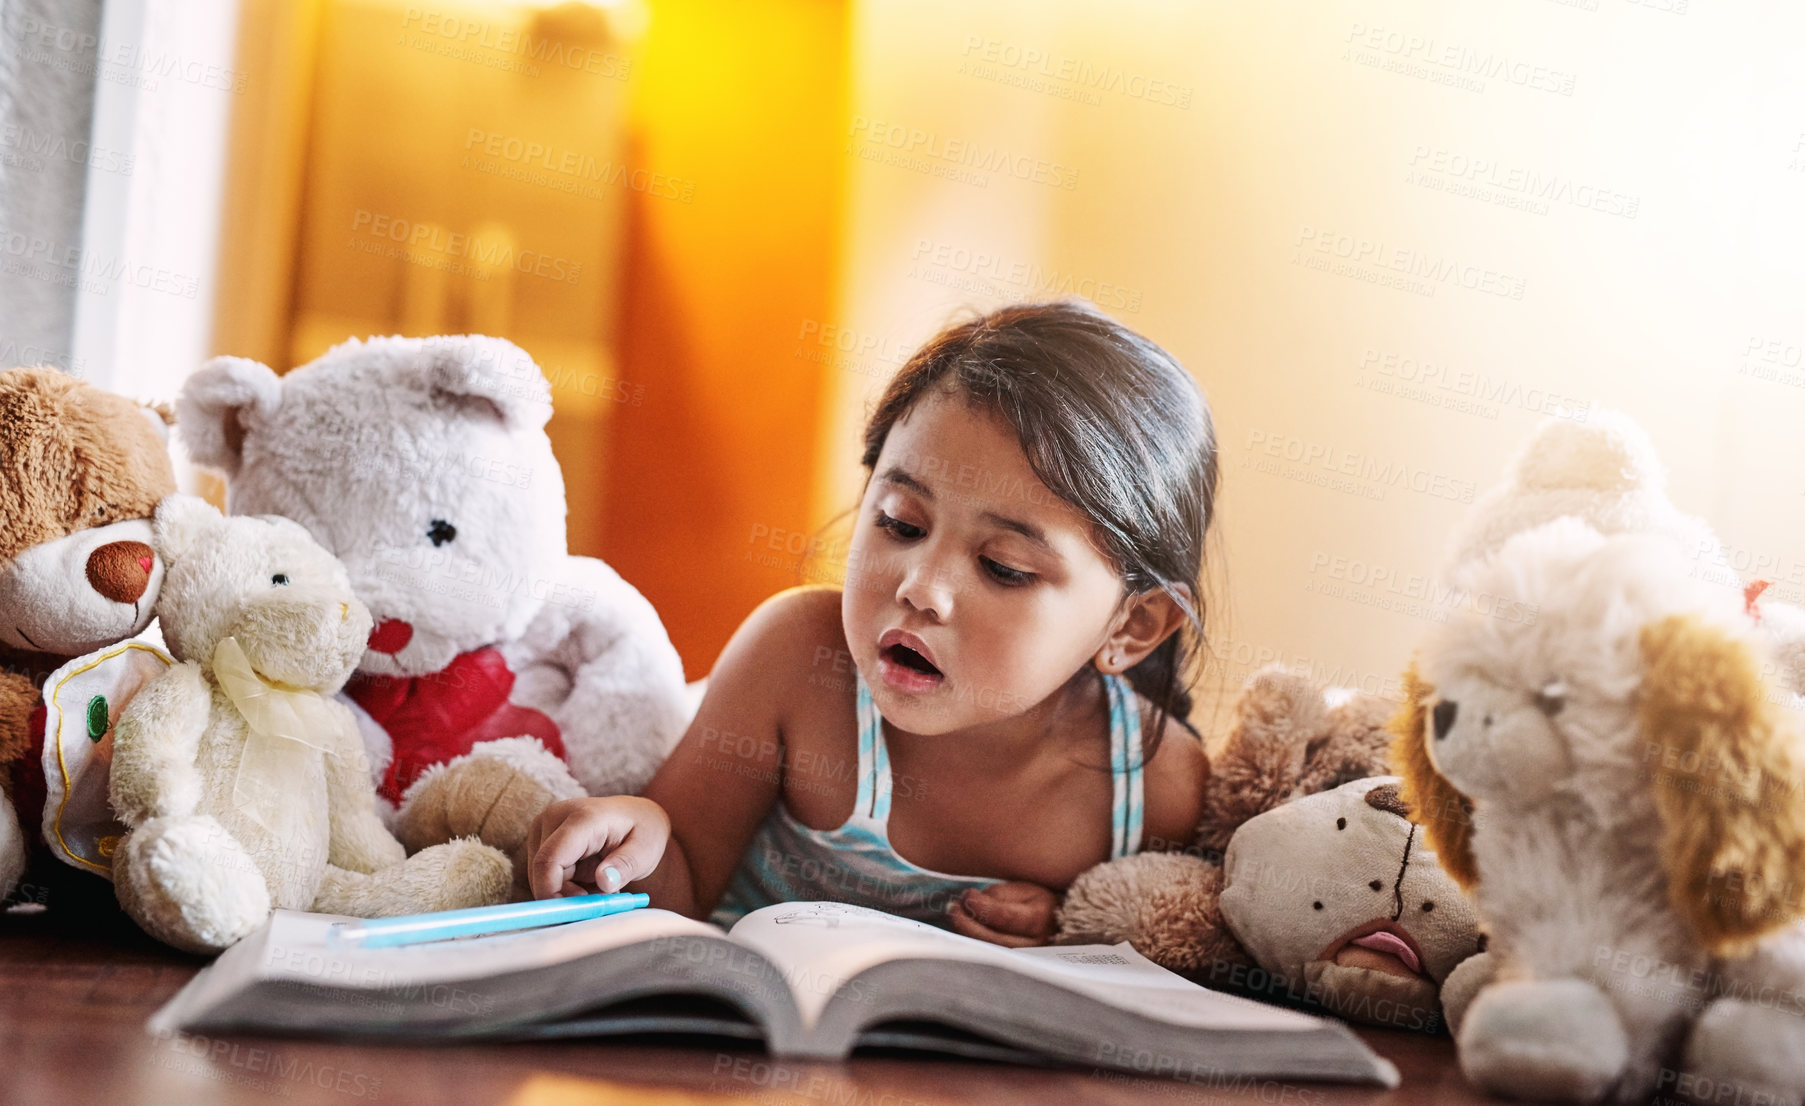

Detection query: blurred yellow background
xmin=212 ymin=0 xmax=1805 ymax=720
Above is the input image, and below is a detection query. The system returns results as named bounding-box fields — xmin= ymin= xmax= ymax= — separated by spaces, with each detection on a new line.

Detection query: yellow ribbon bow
xmin=213 ymin=635 xmax=342 ymax=836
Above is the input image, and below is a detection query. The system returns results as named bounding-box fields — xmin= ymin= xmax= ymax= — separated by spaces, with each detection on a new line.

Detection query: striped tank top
xmin=711 ymin=668 xmax=1146 ymax=929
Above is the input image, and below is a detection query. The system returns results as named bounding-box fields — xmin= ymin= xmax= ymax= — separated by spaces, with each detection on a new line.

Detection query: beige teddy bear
xmin=0 ymin=365 xmax=176 ymax=902
xmin=109 ymin=497 xmax=513 ymax=953
xmin=1057 ymin=667 xmax=1485 ymax=1033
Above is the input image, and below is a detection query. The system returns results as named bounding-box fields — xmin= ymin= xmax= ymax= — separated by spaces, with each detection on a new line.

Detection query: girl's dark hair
xmin=859 ymin=299 xmax=1219 ymax=748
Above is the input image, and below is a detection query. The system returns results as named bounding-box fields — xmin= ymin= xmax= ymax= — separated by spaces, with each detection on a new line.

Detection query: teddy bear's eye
xmin=94 ymin=504 xmax=108 ymax=517
xmin=427 ymin=519 xmax=457 ymax=547
xmin=1336 ymin=817 xmax=1347 ymax=831
xmin=271 ymin=574 xmax=290 ymax=586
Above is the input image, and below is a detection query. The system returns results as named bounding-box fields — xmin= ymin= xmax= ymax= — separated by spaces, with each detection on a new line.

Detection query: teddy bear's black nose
xmin=1432 ymin=700 xmax=1458 ymax=741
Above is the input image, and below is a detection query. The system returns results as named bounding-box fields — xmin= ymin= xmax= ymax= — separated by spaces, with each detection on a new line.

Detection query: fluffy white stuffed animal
xmin=176 ymin=336 xmax=688 ymax=883
xmin=1440 ymin=410 xmax=1718 ymax=574
xmin=1395 ymin=518 xmax=1805 ymax=1105
xmin=1444 ymin=409 xmax=1805 ymax=697
xmin=110 ymin=498 xmax=512 ymax=952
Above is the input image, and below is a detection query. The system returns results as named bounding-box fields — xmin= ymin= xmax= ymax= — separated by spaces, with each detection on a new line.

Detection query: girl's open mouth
xmin=877 ymin=631 xmax=944 ymax=693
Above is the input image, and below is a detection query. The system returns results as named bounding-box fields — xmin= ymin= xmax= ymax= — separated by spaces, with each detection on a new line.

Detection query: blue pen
xmin=326 ymin=893 xmax=650 ymax=949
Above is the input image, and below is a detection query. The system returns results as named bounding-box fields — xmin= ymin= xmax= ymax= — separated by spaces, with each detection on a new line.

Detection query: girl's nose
xmin=895 ymin=559 xmax=954 ymax=621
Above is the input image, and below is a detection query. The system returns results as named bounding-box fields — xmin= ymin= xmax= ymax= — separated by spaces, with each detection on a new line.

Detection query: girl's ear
xmin=1389 ymin=661 xmax=1481 ymax=888
xmin=1095 ymin=583 xmax=1191 ymax=673
xmin=1639 ymin=614 xmax=1805 ymax=956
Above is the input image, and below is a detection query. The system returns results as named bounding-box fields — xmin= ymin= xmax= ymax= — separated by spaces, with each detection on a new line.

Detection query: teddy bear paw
xmin=113 ymin=815 xmax=272 ymax=953
xmin=397 ymin=738 xmax=584 ymax=885
xmin=315 ymin=839 xmax=513 ymax=915
xmin=1458 ymin=979 xmax=1630 ymax=1103
xmin=1677 ymin=999 xmax=1805 ymax=1106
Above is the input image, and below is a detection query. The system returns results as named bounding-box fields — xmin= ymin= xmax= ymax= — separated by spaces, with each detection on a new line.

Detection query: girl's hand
xmin=527 ymin=796 xmax=671 ymax=900
xmin=948 ymin=882 xmax=1060 ymax=947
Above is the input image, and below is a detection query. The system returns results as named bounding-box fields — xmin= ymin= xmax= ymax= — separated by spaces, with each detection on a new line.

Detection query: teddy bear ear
xmin=418 ymin=335 xmax=553 ymax=431
xmin=1389 ymin=660 xmax=1481 ymax=889
xmin=1640 ymin=613 xmax=1805 ymax=956
xmin=139 ymin=402 xmax=174 ymax=444
xmin=177 ymin=357 xmax=282 ymax=477
xmin=152 ymin=494 xmax=225 ymax=562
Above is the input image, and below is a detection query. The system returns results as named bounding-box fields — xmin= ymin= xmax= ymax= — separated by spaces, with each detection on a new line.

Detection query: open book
xmin=149 ymin=900 xmax=1398 ymax=1086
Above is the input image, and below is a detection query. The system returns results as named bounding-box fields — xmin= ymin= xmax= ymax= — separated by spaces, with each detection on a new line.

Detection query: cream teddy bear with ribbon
xmin=108 ymin=496 xmax=512 ymax=953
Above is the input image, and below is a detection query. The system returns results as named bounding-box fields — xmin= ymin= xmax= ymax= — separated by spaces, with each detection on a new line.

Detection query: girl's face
xmin=842 ymin=389 xmax=1130 ymax=735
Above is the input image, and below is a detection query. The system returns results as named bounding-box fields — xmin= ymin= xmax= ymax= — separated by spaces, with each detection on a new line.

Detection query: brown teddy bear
xmin=0 ymin=366 xmax=176 ymax=901
xmin=1057 ymin=666 xmax=1486 ymax=1031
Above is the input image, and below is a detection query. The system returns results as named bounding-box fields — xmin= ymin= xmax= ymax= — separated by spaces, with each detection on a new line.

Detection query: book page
xmin=725 ymin=903 xmax=956 ymax=1023
xmin=726 ymin=902 xmax=1319 ymax=1031
xmin=1006 ymin=944 xmax=1321 ymax=1030
xmin=251 ymin=906 xmax=726 ymax=989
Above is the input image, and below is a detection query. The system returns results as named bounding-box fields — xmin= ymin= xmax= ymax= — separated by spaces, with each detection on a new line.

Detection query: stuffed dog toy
xmin=1394 ymin=517 xmax=1805 ymax=1104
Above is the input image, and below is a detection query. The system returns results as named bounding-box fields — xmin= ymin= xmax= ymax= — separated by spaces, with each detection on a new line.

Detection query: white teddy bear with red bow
xmin=177 ymin=336 xmax=688 ymax=890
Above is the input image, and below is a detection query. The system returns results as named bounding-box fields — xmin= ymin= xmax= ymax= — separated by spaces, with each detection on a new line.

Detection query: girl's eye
xmin=980 ymin=557 xmax=1035 ymax=586
xmin=874 ymin=511 xmax=924 ymax=541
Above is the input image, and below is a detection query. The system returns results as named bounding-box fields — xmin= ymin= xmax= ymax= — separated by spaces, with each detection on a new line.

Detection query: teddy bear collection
xmin=3 ymin=336 xmax=1803 ymax=1105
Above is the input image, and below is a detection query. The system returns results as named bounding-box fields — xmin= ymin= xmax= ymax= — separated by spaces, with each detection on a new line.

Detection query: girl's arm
xmin=528 ymin=589 xmax=827 ymax=916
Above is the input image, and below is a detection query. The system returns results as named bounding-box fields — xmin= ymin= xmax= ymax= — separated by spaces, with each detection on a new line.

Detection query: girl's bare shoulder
xmin=702 ymin=586 xmax=848 ymax=727
xmin=732 ymin=586 xmax=849 ymax=680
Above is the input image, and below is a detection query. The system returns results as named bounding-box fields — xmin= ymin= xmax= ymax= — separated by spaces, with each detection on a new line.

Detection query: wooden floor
xmin=1 ymin=865 xmax=1522 ymax=1106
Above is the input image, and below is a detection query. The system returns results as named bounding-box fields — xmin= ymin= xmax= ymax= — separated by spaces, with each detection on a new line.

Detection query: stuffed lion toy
xmin=1393 ymin=516 xmax=1805 ymax=1105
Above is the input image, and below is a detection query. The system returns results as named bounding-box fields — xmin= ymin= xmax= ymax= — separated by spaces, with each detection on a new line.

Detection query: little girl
xmin=528 ymin=300 xmax=1220 ymax=946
